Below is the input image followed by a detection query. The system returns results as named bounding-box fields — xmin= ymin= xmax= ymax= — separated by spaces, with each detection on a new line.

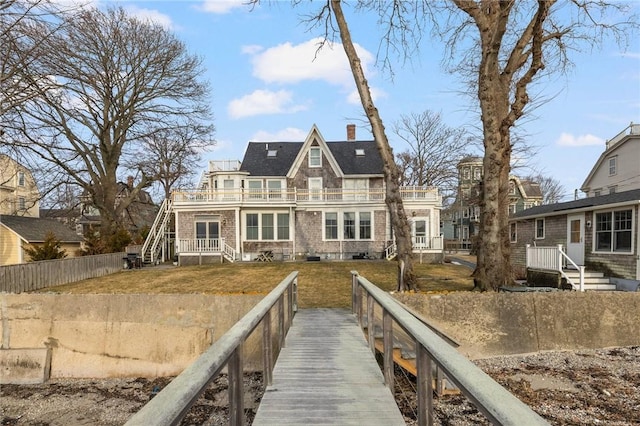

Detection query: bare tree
xmin=525 ymin=173 xmax=565 ymax=205
xmin=441 ymin=1 xmax=637 ymax=290
xmin=131 ymin=120 xmax=215 ymax=200
xmin=329 ymin=0 xmax=417 ymax=290
xmin=393 ymin=110 xmax=475 ymax=204
xmin=9 ymin=6 xmax=213 ymax=236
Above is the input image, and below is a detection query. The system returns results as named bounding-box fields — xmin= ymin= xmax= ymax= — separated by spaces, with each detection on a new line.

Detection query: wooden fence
xmin=0 ymin=252 xmax=125 ymax=294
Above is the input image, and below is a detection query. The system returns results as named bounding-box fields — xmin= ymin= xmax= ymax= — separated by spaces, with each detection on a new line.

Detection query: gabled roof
xmin=0 ymin=215 xmax=83 ymax=243
xmin=511 ymin=188 xmax=640 ymax=220
xmin=581 ymin=123 xmax=640 ymax=192
xmin=327 ymin=141 xmax=383 ymax=175
xmin=517 ymin=179 xmax=543 ymax=199
xmin=240 ymin=142 xmax=303 ymax=176
xmin=239 ymin=125 xmax=384 ymax=177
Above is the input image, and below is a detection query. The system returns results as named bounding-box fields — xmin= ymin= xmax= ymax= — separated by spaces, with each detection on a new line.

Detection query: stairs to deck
xmin=563 ymin=269 xmax=617 ymax=291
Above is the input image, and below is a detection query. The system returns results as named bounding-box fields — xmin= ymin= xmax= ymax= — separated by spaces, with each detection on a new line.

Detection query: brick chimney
xmin=127 ymin=176 xmax=134 ymax=188
xmin=346 ymin=124 xmax=356 ymax=141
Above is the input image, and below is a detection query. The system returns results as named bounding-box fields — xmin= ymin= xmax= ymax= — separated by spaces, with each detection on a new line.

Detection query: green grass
xmin=40 ymin=260 xmax=475 ymax=308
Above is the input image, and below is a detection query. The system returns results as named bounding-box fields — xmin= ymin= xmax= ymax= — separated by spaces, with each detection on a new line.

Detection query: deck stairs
xmin=384 ymin=242 xmax=397 ymax=260
xmin=141 ymin=198 xmax=173 ymax=265
xmin=563 ymin=269 xmax=617 ymax=291
xmin=362 ymin=305 xmax=460 ymax=395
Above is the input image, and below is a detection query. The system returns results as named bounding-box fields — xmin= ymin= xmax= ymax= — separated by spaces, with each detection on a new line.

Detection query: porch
xmin=172 ymin=186 xmax=439 ymax=205
xmin=176 ymin=236 xmax=443 ymax=263
xmin=525 ymin=244 xmax=616 ymax=291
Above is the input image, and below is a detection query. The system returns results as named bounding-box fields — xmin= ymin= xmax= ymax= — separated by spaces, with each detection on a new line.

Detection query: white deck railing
xmin=526 ymin=244 xmax=584 ymax=291
xmin=173 ymin=186 xmax=439 ymax=204
xmin=412 ymin=236 xmax=443 ymax=250
xmin=178 ymin=238 xmax=223 ymax=253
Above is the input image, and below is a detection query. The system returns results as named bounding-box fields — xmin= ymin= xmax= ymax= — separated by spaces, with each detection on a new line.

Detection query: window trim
xmin=245 ymin=212 xmax=291 ymax=241
xmin=324 ymin=211 xmax=374 ymax=241
xmin=18 ymin=171 xmax=25 ymax=187
xmin=608 ymin=156 xmax=617 ymax=176
xmin=510 ymin=222 xmax=517 ymax=243
xmin=593 ymin=208 xmax=633 ymax=254
xmin=309 ymin=147 xmax=322 ymax=168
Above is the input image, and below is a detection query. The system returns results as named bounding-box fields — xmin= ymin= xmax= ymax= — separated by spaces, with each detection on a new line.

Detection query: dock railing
xmin=125 ymin=271 xmax=298 ymax=426
xmin=351 ymin=271 xmax=549 ymax=426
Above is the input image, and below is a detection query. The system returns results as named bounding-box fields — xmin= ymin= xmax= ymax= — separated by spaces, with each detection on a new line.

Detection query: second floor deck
xmin=172 ymin=186 xmax=440 ymax=206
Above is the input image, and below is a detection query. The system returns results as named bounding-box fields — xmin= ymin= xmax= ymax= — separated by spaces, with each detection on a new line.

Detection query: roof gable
xmin=287 ymin=125 xmax=344 ymax=179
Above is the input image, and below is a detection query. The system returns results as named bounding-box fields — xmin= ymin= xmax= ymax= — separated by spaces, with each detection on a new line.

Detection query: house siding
xmin=0 ymin=226 xmax=21 ymax=265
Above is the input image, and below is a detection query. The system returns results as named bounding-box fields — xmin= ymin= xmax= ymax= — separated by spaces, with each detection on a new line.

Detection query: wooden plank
xmin=253 ymin=308 xmax=404 ymax=426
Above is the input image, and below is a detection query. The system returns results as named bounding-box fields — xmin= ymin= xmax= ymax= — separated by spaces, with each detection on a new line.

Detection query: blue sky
xmin=104 ymin=0 xmax=639 ymax=201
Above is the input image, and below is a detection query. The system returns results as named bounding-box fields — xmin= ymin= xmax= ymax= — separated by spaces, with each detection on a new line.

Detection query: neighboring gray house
xmin=510 ymin=189 xmax=640 ymax=287
xmin=166 ymin=124 xmax=443 ymax=264
xmin=581 ymin=122 xmax=640 ymax=197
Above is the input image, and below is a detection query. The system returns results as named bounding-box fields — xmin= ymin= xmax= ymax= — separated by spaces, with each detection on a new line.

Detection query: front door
xmin=566 ymin=214 xmax=584 ymax=266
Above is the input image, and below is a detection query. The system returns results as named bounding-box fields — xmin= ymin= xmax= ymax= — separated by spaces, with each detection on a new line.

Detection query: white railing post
xmin=556 ymin=244 xmax=564 ymax=272
xmin=579 ymin=265 xmax=585 ymax=292
xmin=525 ymin=244 xmax=531 ymax=268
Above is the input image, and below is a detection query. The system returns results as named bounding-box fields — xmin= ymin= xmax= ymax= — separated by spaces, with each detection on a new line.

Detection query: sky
xmin=98 ymin=0 xmax=639 ymax=201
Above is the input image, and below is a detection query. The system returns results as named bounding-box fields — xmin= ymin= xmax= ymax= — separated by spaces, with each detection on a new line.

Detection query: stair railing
xmin=351 ymin=271 xmax=549 ymax=426
xmin=384 ymin=242 xmax=397 ymax=260
xmin=223 ymin=241 xmax=236 ymax=262
xmin=526 ymin=244 xmax=584 ymax=291
xmin=126 ymin=271 xmax=298 ymax=426
xmin=141 ymin=198 xmax=172 ymax=264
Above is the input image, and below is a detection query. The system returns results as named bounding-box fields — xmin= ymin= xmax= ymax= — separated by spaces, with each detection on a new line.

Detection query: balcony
xmin=172 ymin=186 xmax=440 ymax=205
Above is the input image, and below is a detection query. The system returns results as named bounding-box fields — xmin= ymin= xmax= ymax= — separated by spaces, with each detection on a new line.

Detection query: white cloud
xmin=346 ymin=86 xmax=387 ymax=105
xmin=556 ymin=132 xmax=604 ymax=147
xmin=199 ymin=0 xmax=249 ymax=14
xmin=249 ymin=37 xmax=374 ymax=88
xmin=242 ymin=45 xmax=263 ymax=55
xmin=124 ymin=5 xmax=173 ymax=29
xmin=251 ymin=128 xmax=309 ymax=142
xmin=227 ymin=89 xmax=308 ymax=119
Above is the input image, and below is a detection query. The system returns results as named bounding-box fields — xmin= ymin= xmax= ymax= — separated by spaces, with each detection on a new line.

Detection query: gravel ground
xmin=2 ymin=347 xmax=639 ymax=425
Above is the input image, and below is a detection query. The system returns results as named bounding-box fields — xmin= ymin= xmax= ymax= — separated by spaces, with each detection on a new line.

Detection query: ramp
xmin=253 ymin=308 xmax=404 ymax=425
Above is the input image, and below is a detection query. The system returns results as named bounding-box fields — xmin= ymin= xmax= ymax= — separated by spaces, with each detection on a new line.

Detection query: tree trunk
xmin=331 ymin=0 xmax=415 ymax=290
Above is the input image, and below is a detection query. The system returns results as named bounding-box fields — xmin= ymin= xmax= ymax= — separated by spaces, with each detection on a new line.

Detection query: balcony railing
xmin=412 ymin=235 xmax=443 ymax=250
xmin=178 ymin=238 xmax=223 ymax=253
xmin=173 ymin=186 xmax=439 ymax=204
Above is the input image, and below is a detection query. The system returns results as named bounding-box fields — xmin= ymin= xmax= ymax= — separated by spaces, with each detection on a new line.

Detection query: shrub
xmin=25 ymin=231 xmax=67 ymax=261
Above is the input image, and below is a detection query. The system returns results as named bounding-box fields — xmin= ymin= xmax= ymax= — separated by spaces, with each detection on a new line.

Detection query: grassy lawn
xmin=41 ymin=260 xmax=475 ymax=308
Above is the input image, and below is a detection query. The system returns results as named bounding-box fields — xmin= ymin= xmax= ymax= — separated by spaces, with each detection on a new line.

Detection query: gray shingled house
xmin=0 ymin=215 xmax=84 ymax=265
xmin=167 ymin=124 xmax=443 ymax=264
xmin=509 ymin=188 xmax=640 ymax=291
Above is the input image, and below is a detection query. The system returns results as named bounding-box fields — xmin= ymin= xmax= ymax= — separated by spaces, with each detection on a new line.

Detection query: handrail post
xmin=557 ymin=244 xmax=563 ymax=272
xmin=278 ymin=294 xmax=285 ymax=349
xmin=382 ymin=309 xmax=394 ymax=390
xmin=367 ymin=293 xmax=375 ymax=354
xmin=417 ymin=344 xmax=433 ymax=426
xmin=262 ymin=309 xmax=273 ymax=387
xmin=351 ymin=272 xmax=358 ymax=315
xmin=579 ymin=265 xmax=585 ymax=292
xmin=228 ymin=344 xmax=244 ymax=426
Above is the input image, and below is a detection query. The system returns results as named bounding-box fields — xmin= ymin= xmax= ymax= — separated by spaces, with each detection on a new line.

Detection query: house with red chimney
xmin=149 ymin=124 xmax=443 ymax=264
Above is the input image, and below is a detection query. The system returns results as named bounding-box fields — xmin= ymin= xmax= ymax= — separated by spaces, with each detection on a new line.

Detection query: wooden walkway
xmin=252 ymin=308 xmax=405 ymax=425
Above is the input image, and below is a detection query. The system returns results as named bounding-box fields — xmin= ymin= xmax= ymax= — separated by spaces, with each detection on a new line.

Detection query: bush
xmin=25 ymin=231 xmax=67 ymax=261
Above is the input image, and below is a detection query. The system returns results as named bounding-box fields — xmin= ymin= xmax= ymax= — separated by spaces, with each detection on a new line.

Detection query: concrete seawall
xmin=1 ymin=293 xmax=265 ymax=380
xmin=393 ymin=292 xmax=640 ymax=359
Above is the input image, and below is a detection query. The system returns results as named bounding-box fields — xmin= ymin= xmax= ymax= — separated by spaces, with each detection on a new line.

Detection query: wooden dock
xmin=252 ymin=308 xmax=405 ymax=425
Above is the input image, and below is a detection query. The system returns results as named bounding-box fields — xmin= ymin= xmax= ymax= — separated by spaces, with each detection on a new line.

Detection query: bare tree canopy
xmin=393 ymin=110 xmax=476 ymax=204
xmin=525 ymin=173 xmax=565 ymax=205
xmin=8 ymin=6 xmax=214 ymax=233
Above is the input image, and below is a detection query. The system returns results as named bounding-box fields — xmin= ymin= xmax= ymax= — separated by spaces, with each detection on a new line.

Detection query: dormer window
xmin=355 ymin=149 xmax=365 ymax=156
xmin=267 ymin=150 xmax=277 ymax=157
xmin=309 ymin=147 xmax=321 ymax=167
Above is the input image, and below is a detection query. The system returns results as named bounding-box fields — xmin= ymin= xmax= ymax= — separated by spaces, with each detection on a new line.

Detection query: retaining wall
xmin=393 ymin=291 xmax=640 ymax=359
xmin=0 ymin=293 xmax=265 ymax=379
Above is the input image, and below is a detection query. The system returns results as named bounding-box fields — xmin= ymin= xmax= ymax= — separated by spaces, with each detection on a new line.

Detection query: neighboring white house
xmin=151 ymin=124 xmax=443 ymax=265
xmin=581 ymin=122 xmax=640 ymax=197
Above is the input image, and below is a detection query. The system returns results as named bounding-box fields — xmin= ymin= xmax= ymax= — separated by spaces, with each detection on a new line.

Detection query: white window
xmin=247 ymin=180 xmax=263 ymax=199
xmin=473 ymin=168 xmax=481 ymax=181
xmin=413 ymin=219 xmax=428 ymax=248
xmin=267 ymin=150 xmax=277 ymax=157
xmin=608 ymin=156 xmax=617 ymax=176
xmin=595 ymin=209 xmax=632 ymax=253
xmin=308 ymin=177 xmax=323 ymax=200
xmin=267 ymin=180 xmax=282 ymax=200
xmin=223 ymin=179 xmax=234 ymax=200
xmin=18 ymin=171 xmax=25 ymax=187
xmin=327 ymin=211 xmax=372 ymax=241
xmin=344 ymin=179 xmax=368 ymax=200
xmin=462 ymin=168 xmax=470 ymax=180
xmin=355 ymin=149 xmax=365 ymax=156
xmin=309 ymin=147 xmax=321 ymax=167
xmin=325 ymin=212 xmax=338 ymax=240
xmin=18 ymin=197 xmax=26 ymax=210
xmin=246 ymin=212 xmax=290 ymax=241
